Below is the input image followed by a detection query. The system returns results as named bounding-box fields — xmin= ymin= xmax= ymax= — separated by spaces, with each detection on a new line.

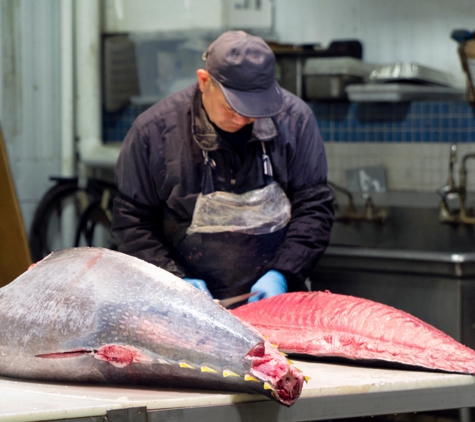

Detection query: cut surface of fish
xmin=231 ymin=291 xmax=475 ymax=375
xmin=0 ymin=247 xmax=303 ymax=406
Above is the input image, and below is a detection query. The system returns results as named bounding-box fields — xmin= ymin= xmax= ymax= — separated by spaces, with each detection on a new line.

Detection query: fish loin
xmin=0 ymin=247 xmax=303 ymax=406
xmin=231 ymin=291 xmax=475 ymax=374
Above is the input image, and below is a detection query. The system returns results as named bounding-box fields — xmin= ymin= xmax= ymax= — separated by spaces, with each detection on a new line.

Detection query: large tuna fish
xmin=231 ymin=291 xmax=475 ymax=374
xmin=0 ymin=247 xmax=303 ymax=406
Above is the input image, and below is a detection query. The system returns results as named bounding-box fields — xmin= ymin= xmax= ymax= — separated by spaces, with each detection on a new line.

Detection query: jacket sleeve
xmin=111 ymin=123 xmax=188 ymax=278
xmin=266 ymin=109 xmax=335 ymax=290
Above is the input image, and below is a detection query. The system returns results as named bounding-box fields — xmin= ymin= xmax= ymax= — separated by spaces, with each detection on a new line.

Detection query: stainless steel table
xmin=1 ymin=360 xmax=475 ymax=422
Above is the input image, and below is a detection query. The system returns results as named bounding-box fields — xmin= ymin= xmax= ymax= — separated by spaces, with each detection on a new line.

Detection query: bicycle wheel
xmin=29 ymin=179 xmax=102 ymax=262
xmin=74 ymin=197 xmax=117 ymax=250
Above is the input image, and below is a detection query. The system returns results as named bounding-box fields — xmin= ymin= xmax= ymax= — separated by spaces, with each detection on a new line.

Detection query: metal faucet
xmin=459 ymin=152 xmax=475 ymax=224
xmin=438 ymin=143 xmax=475 ymax=224
xmin=437 ymin=143 xmax=461 ymax=223
xmin=328 ymin=181 xmax=387 ymax=223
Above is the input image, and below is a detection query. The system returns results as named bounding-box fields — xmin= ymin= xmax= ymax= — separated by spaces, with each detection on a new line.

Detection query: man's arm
xmin=112 ymin=193 xmax=187 ymax=278
xmin=111 ymin=123 xmax=188 ymax=278
xmin=266 ymin=107 xmax=335 ymax=290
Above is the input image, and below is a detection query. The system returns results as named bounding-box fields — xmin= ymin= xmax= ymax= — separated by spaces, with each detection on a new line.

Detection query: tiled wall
xmin=103 ymin=100 xmax=475 ymax=193
xmin=311 ymin=101 xmax=475 ymax=192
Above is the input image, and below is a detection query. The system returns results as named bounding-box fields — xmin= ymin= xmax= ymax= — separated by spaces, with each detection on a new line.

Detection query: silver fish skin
xmin=0 ymin=247 xmax=303 ymax=406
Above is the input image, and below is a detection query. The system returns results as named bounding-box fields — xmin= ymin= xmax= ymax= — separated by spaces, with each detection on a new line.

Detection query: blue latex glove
xmin=248 ymin=270 xmax=287 ymax=303
xmin=183 ymin=277 xmax=213 ymax=298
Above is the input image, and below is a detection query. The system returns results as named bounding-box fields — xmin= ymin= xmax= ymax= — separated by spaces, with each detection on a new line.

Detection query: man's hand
xmin=183 ymin=278 xmax=213 ymax=298
xmin=248 ymin=270 xmax=287 ymax=303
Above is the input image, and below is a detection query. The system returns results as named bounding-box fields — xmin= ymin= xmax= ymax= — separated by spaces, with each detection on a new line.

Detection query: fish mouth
xmin=273 ymin=368 xmax=303 ymax=405
xmin=245 ymin=342 xmax=303 ymax=406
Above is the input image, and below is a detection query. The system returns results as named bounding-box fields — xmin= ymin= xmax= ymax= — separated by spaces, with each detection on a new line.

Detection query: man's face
xmin=197 ymin=70 xmax=256 ymax=133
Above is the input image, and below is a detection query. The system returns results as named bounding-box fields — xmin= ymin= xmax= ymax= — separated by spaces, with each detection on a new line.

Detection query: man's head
xmin=197 ymin=30 xmax=283 ymax=131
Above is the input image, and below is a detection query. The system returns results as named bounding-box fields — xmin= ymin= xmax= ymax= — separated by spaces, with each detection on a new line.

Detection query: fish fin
xmin=263 ymin=382 xmax=274 ymax=390
xmin=201 ymin=366 xmax=219 ymax=373
xmin=35 ymin=348 xmax=95 ymax=359
xmin=179 ymin=362 xmax=196 ymax=369
xmin=223 ymin=369 xmax=240 ymax=377
xmin=244 ymin=374 xmax=260 ymax=382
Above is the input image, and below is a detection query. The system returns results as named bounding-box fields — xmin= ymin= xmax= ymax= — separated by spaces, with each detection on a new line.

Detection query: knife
xmin=215 ymin=291 xmax=258 ymax=309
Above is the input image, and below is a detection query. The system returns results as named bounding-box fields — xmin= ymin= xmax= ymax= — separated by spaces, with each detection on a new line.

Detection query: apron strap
xmin=201 ymin=151 xmax=216 ymax=195
xmin=261 ymin=141 xmax=274 ymax=185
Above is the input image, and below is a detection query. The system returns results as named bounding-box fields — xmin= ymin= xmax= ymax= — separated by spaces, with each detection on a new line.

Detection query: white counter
xmin=1 ymin=360 xmax=475 ymax=422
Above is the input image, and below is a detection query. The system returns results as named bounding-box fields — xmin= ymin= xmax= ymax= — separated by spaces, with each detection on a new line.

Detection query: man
xmin=112 ymin=30 xmax=334 ymax=302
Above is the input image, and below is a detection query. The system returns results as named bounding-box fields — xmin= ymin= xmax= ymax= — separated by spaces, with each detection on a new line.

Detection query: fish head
xmin=245 ymin=341 xmax=303 ymax=406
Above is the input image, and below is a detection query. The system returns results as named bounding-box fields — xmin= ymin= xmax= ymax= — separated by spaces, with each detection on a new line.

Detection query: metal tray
xmin=346 ymin=83 xmax=464 ymax=102
xmin=368 ymin=62 xmax=455 ymax=87
xmin=303 ymin=57 xmax=375 ymax=77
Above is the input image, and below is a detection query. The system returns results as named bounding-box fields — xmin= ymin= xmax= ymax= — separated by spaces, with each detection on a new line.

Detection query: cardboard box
xmin=460 ymin=39 xmax=475 ymax=102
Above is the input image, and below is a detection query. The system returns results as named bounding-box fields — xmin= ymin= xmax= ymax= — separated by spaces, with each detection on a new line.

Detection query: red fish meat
xmin=231 ymin=291 xmax=475 ymax=374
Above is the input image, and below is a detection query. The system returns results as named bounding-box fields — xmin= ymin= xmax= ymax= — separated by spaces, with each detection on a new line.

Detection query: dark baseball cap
xmin=203 ymin=31 xmax=284 ymax=118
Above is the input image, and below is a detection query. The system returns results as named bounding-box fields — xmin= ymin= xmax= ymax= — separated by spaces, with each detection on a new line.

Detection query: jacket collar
xmin=191 ymin=85 xmax=278 ymax=151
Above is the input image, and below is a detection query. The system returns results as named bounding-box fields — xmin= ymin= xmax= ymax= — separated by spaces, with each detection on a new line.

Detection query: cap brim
xmin=218 ymin=81 xmax=284 ymax=118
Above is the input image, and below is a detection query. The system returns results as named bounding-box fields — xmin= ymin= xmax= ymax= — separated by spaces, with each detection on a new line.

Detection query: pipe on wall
xmin=60 ymin=0 xmax=74 ymax=177
xmin=75 ymin=0 xmax=121 ymax=169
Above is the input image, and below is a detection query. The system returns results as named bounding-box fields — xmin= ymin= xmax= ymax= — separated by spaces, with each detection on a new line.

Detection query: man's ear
xmin=197 ymin=69 xmax=210 ymax=92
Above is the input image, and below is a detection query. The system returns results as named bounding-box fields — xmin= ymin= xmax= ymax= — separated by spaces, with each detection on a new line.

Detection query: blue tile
xmin=303 ymin=100 xmax=475 ymax=144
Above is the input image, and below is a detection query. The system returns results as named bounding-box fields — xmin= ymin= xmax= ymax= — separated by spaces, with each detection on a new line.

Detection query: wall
xmin=273 ymin=0 xmax=475 ymax=195
xmin=103 ymin=0 xmax=224 ymax=32
xmin=274 ymin=0 xmax=473 ymax=89
xmin=3 ymin=0 xmax=475 ymax=241
xmin=0 ymin=0 xmax=62 ymax=236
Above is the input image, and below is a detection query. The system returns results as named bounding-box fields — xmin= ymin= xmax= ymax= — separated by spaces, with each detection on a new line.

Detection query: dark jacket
xmin=112 ymin=83 xmax=334 ymax=290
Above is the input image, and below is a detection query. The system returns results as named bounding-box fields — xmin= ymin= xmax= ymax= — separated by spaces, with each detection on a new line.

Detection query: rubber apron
xmin=176 ymin=142 xmax=291 ymax=299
